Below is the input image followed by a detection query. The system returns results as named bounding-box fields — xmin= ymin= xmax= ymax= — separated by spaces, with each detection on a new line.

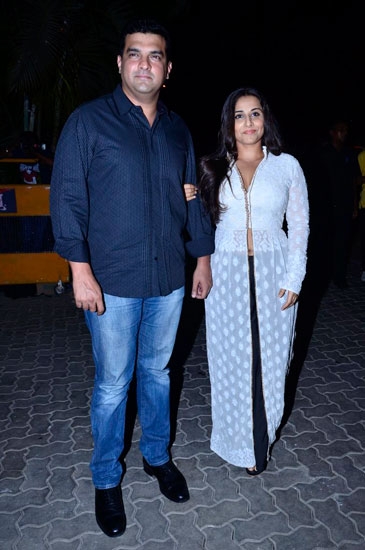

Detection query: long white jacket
xmin=205 ymin=148 xmax=310 ymax=467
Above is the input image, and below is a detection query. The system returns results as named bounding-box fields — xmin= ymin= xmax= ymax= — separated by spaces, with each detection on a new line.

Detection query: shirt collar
xmin=113 ymin=84 xmax=170 ymax=118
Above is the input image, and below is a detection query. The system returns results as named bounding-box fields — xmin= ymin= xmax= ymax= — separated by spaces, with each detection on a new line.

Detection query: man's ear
xmin=166 ymin=61 xmax=172 ymax=80
xmin=117 ymin=55 xmax=122 ymax=74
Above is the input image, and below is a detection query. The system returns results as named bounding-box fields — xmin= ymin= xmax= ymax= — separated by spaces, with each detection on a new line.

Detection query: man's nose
xmin=138 ymin=56 xmax=150 ymax=69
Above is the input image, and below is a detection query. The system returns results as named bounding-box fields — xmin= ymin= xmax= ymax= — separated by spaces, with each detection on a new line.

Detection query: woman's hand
xmin=278 ymin=288 xmax=298 ymax=310
xmin=184 ymin=183 xmax=197 ymax=201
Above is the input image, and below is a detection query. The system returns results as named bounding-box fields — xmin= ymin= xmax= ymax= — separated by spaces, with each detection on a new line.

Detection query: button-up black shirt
xmin=50 ymin=85 xmax=214 ymax=297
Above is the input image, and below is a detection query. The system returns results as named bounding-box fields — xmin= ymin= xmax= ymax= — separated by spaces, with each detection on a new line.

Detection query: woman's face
xmin=234 ymin=95 xmax=265 ymax=147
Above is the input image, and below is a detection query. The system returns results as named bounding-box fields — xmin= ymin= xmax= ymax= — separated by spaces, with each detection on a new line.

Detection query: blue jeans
xmin=85 ymin=287 xmax=184 ymax=489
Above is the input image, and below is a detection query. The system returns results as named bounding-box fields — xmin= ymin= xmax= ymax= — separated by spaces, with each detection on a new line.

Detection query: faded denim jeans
xmin=85 ymin=287 xmax=184 ymax=489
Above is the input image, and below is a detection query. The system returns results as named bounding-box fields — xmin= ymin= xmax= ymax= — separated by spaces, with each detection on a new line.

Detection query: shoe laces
xmin=96 ymin=487 xmax=123 ymax=514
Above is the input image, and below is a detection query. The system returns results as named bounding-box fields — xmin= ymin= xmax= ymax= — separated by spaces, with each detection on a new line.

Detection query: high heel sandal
xmin=245 ymin=462 xmax=267 ymax=476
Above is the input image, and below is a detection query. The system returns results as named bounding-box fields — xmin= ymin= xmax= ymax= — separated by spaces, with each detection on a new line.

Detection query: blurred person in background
xmin=315 ymin=119 xmax=361 ymax=289
xmin=357 ymin=148 xmax=365 ymax=281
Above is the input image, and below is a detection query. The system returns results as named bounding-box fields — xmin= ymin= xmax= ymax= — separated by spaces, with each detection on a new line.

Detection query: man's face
xmin=333 ymin=123 xmax=348 ymax=143
xmin=117 ymin=32 xmax=172 ymax=103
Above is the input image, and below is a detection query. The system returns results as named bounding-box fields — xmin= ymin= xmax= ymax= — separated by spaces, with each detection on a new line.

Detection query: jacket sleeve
xmin=284 ymin=157 xmax=310 ymax=294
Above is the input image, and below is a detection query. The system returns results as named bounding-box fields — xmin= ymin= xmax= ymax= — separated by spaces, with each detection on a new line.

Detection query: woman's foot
xmin=245 ymin=463 xmax=267 ymax=476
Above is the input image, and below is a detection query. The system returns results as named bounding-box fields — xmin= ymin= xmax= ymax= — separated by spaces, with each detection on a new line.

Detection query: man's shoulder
xmin=62 ymin=91 xmax=116 ymax=133
xmin=75 ymin=90 xmax=115 ymax=114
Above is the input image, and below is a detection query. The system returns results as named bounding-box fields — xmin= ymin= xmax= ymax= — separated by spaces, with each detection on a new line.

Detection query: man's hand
xmin=69 ymin=261 xmax=105 ymax=315
xmin=191 ymin=256 xmax=212 ymax=299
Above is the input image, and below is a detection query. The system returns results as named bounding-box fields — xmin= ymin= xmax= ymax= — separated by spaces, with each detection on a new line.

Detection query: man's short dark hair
xmin=119 ymin=17 xmax=172 ymax=61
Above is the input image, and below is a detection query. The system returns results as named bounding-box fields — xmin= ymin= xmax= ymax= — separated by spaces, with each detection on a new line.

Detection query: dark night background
xmin=167 ymin=0 xmax=365 ymax=156
xmin=1 ymin=0 xmax=364 ymax=157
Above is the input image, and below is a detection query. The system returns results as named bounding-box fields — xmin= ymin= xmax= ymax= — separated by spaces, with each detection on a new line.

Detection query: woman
xmin=186 ymin=87 xmax=309 ymax=474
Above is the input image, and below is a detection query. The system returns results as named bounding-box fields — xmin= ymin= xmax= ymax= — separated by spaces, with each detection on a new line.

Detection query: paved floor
xmin=0 ymin=242 xmax=364 ymax=550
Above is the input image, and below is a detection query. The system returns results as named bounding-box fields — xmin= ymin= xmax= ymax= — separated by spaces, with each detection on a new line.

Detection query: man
xmin=357 ymin=148 xmax=365 ymax=282
xmin=50 ymin=17 xmax=214 ymax=538
xmin=316 ymin=119 xmax=361 ymax=289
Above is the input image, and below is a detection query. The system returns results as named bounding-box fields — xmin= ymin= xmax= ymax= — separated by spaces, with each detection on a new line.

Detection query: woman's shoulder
xmin=267 ymin=151 xmax=302 ymax=168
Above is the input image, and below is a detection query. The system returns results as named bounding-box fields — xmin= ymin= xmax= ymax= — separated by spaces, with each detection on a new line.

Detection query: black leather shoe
xmin=95 ymin=485 xmax=126 ymax=537
xmin=143 ymin=458 xmax=190 ymax=503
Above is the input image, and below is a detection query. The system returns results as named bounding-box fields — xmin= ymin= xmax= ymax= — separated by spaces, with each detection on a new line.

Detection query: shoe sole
xmin=96 ymin=516 xmax=126 ymax=538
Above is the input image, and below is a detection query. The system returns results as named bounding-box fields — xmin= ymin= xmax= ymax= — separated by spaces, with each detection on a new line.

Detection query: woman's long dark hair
xmin=199 ymin=87 xmax=283 ymax=225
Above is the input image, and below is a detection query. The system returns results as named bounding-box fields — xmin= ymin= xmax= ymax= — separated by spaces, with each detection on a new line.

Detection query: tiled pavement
xmin=0 ymin=243 xmax=364 ymax=550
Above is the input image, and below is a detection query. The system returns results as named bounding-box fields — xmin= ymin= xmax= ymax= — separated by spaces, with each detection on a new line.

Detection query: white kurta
xmin=205 ymin=148 xmax=309 ymax=467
